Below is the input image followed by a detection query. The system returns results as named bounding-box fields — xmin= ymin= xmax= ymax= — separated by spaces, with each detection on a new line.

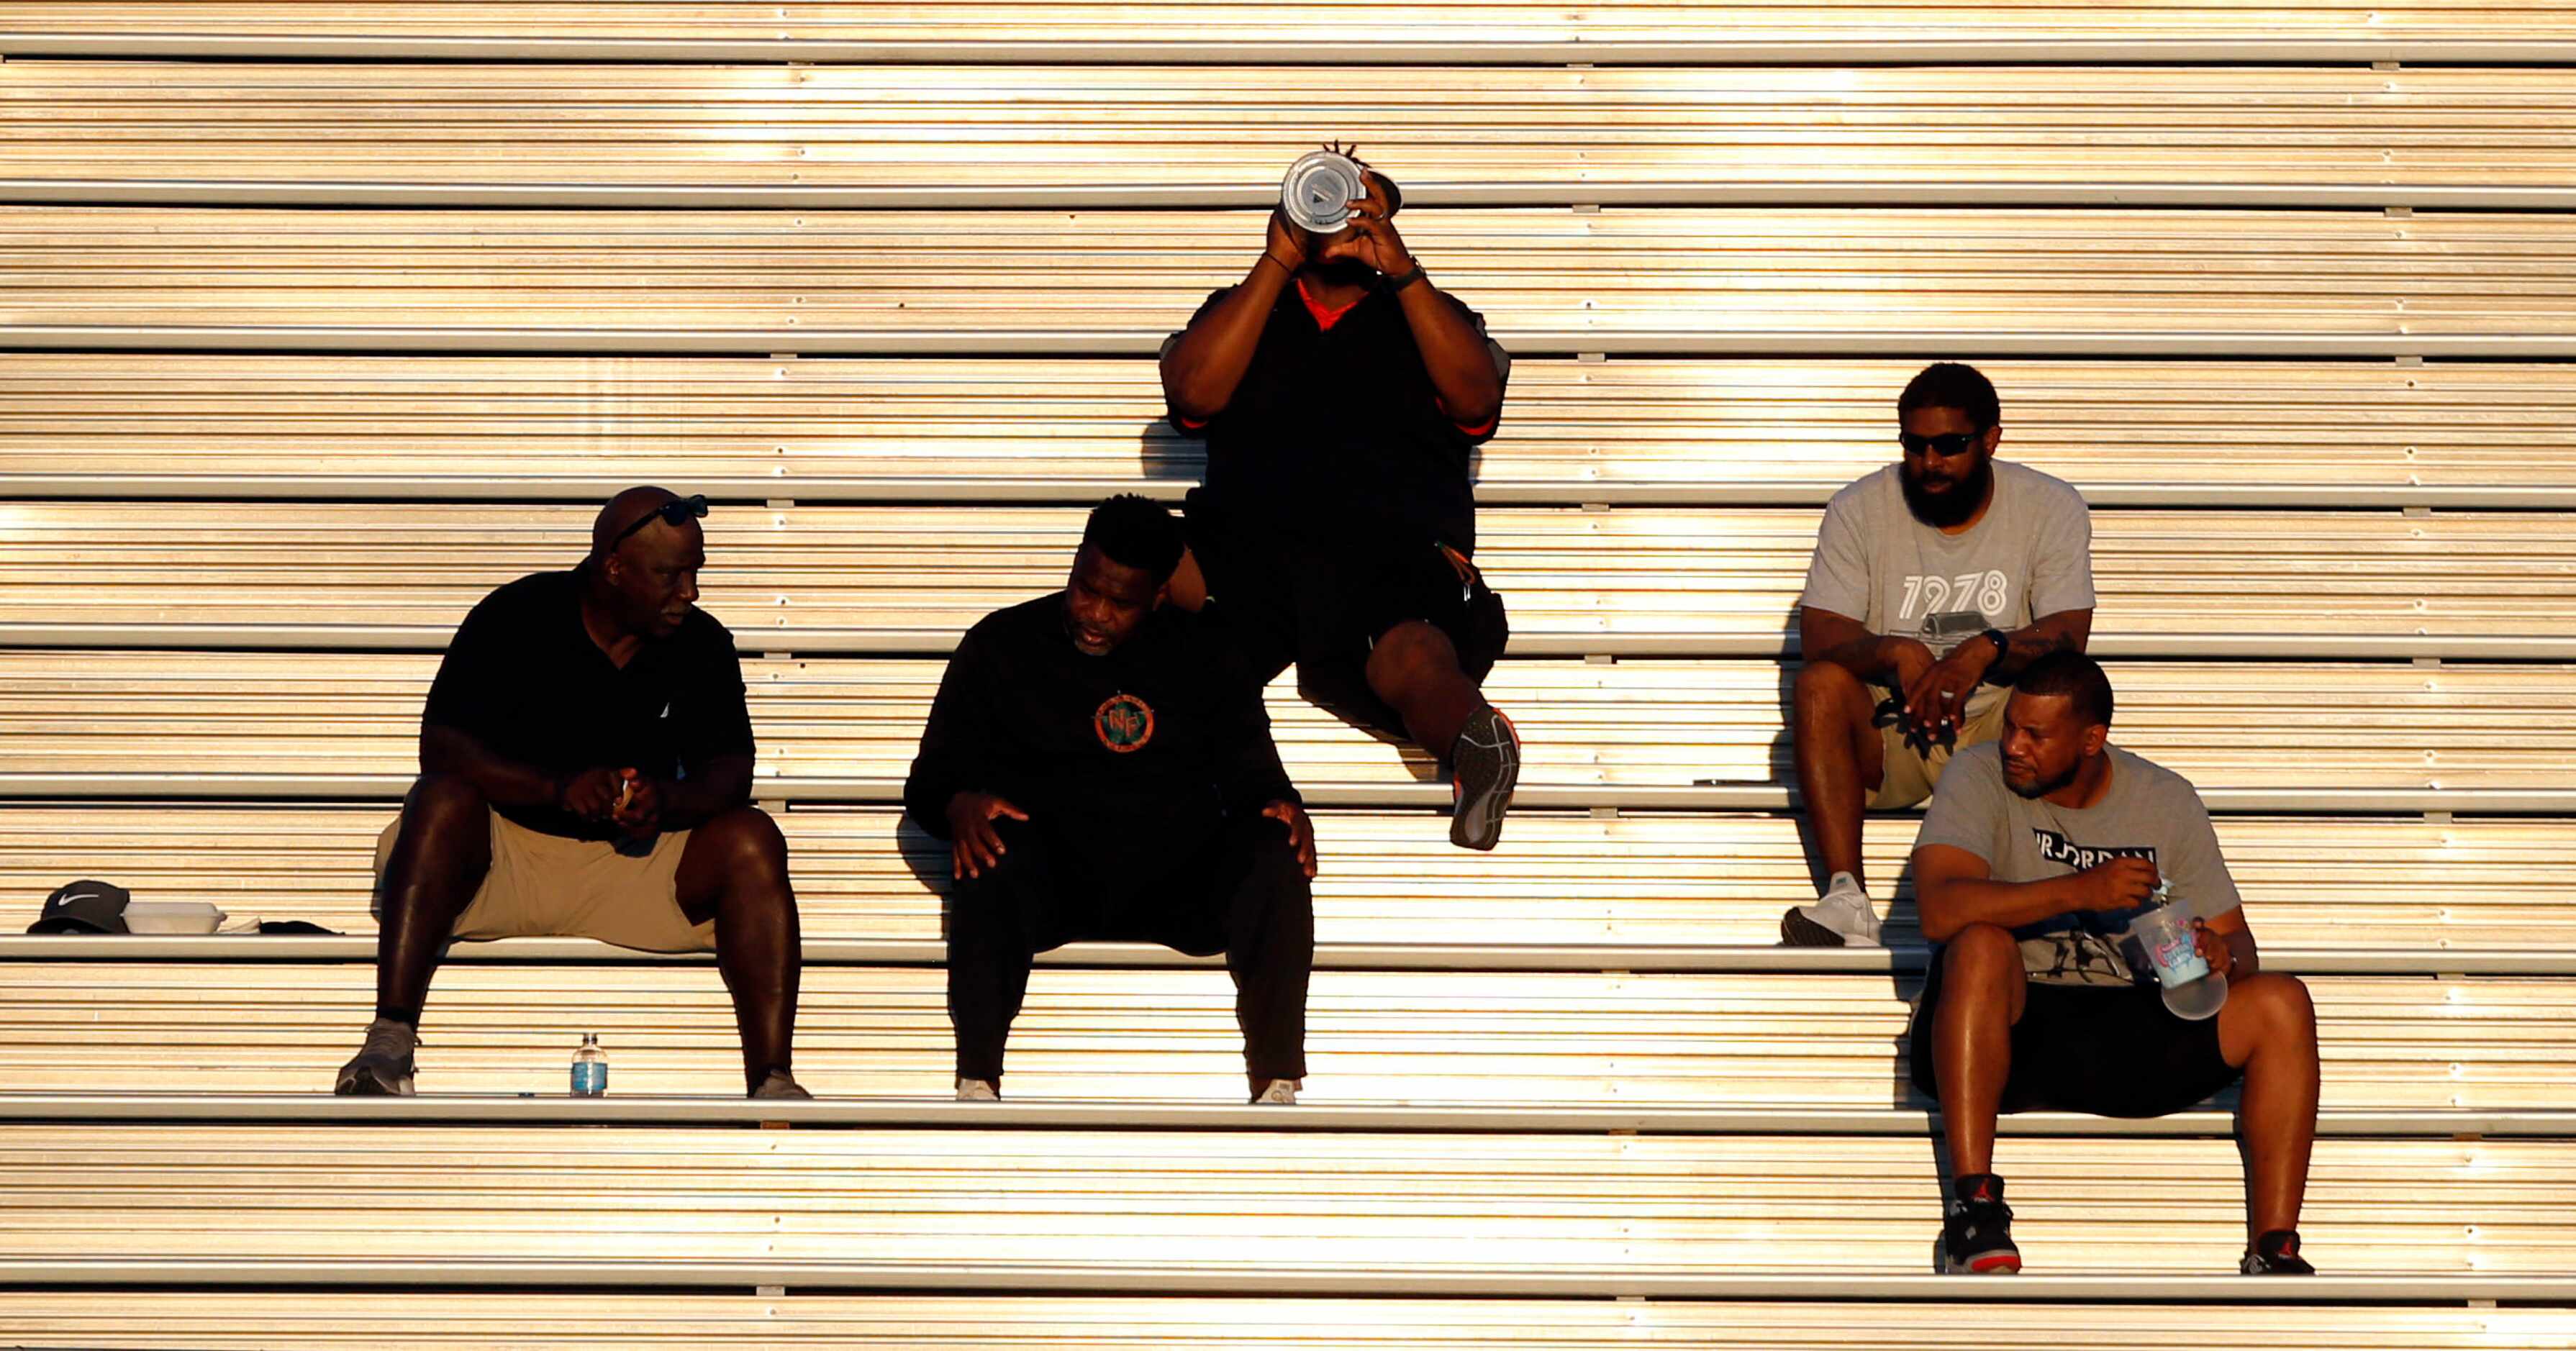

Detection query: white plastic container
xmin=1280 ymin=150 xmax=1366 ymax=233
xmin=2128 ymin=896 xmax=2229 ymax=1022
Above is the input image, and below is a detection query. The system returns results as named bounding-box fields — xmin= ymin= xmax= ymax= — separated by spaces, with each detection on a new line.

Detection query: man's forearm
xmin=2223 ymin=927 xmax=2261 ymax=982
xmin=1919 ymin=875 xmax=2091 ymax=942
xmin=1222 ymin=752 xmax=1299 ymax=817
xmin=656 ymin=758 xmax=753 ymax=830
xmin=1810 ymin=632 xmax=1913 ymax=684
xmin=1985 ymin=614 xmax=2087 ymax=682
xmin=420 ymin=725 xmax=559 ymax=809
xmin=1161 ymin=258 xmax=1294 ymax=420
xmin=1394 ymin=283 xmax=1502 ymax=424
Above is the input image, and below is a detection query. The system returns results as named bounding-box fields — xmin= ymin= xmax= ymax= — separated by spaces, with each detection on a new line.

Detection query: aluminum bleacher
xmin=9 ymin=61 xmax=2576 ymax=211
xmin=0 ymin=3 xmax=2571 ymax=1345
xmin=4 ymin=503 xmax=2575 ymax=657
xmin=4 ymin=205 xmax=2573 ymax=356
xmin=0 ymin=1293 xmax=2571 ymax=1350
xmin=1 ymin=355 xmax=2572 ymax=506
xmin=9 ymin=804 xmax=2575 ymax=952
xmin=1 ymin=1 xmax=2573 ymax=58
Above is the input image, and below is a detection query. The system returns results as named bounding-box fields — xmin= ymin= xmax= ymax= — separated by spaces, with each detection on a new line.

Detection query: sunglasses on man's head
xmin=609 ymin=493 xmax=709 ymax=547
xmin=1899 ymin=432 xmax=1981 ymax=458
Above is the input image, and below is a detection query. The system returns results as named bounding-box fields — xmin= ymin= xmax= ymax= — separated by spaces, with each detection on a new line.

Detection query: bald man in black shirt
xmin=1161 ymin=154 xmax=1522 ymax=851
xmin=337 ymin=487 xmax=808 ymax=1100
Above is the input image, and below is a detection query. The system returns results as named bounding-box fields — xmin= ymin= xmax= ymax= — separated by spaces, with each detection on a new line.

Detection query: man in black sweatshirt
xmin=904 ymin=495 xmax=1318 ymax=1104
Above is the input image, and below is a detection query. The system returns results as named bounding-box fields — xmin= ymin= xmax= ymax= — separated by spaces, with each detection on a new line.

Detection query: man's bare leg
xmin=677 ymin=806 xmax=805 ymax=1096
xmin=2217 ymin=973 xmax=2320 ymax=1239
xmin=1368 ymin=620 xmax=1518 ymax=850
xmin=1933 ymin=924 xmax=2028 ymax=1177
xmin=1781 ymin=660 xmax=1890 ymax=946
xmin=1792 ymin=659 xmax=1887 ymax=890
xmin=1365 ymin=621 xmax=1484 ymax=755
xmin=1168 ymin=547 xmax=1209 ymax=612
xmin=1931 ymin=924 xmax=2028 ymax=1274
xmin=340 ymin=773 xmax=491 ymax=1094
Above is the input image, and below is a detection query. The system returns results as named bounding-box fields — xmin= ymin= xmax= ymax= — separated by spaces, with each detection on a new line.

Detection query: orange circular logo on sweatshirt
xmin=1094 ymin=693 xmax=1156 ymax=753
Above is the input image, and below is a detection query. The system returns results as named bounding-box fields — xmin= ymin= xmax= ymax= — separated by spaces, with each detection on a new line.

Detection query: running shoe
xmin=1781 ymin=871 xmax=1885 ymax=948
xmin=1448 ymin=705 xmax=1520 ymax=851
xmin=749 ymin=1069 xmax=812 ymax=1101
xmin=333 ymin=1016 xmax=417 ymax=1096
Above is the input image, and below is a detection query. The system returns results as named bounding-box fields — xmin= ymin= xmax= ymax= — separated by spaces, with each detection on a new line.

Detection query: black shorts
xmin=1907 ymin=952 xmax=2243 ymax=1118
xmin=1185 ymin=491 xmax=1509 ymax=741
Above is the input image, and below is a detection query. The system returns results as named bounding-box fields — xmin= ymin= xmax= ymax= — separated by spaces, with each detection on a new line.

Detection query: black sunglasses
xmin=1899 ymin=432 xmax=1982 ymax=458
xmin=609 ymin=493 xmax=709 ymax=547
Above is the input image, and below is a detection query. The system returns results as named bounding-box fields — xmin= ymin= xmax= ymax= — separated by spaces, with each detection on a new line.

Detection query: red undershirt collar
xmin=1295 ymin=276 xmax=1366 ymax=331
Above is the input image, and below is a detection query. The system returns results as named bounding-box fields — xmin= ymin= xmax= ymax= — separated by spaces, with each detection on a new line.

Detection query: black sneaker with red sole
xmin=1939 ymin=1175 xmax=2021 ymax=1275
xmin=2241 ymin=1229 xmax=2316 ymax=1275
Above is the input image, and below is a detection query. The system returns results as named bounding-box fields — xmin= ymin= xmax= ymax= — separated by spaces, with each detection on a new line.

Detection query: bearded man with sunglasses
xmin=1779 ymin=364 xmax=2096 ymax=949
xmin=337 ymin=486 xmax=809 ymax=1100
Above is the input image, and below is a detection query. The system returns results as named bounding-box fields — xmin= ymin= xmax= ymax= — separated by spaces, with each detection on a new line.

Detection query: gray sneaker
xmin=1448 ymin=705 xmax=1520 ymax=851
xmin=334 ymin=1016 xmax=417 ymax=1096
xmin=749 ymin=1069 xmax=812 ymax=1101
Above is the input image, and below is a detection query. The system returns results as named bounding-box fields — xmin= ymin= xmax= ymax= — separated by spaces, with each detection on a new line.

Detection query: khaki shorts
xmin=373 ymin=810 xmax=715 ymax=954
xmin=1867 ymin=681 xmax=2010 ymax=810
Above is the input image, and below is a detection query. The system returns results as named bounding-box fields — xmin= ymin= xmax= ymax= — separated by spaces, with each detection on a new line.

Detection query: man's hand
xmin=2191 ymin=919 xmax=2236 ymax=982
xmin=558 ymin=767 xmax=625 ymax=822
xmin=1883 ymin=637 xmax=1936 ymax=698
xmin=1263 ymin=800 xmax=1318 ymax=879
xmin=1901 ymin=641 xmax=1996 ymax=739
xmin=1263 ymin=209 xmax=1310 ymax=276
xmin=1312 ymin=181 xmax=1413 ymax=277
xmin=610 ymin=769 xmax=664 ymax=837
xmin=946 ymin=791 xmax=1030 ymax=881
xmin=2076 ymin=856 xmax=2162 ymax=912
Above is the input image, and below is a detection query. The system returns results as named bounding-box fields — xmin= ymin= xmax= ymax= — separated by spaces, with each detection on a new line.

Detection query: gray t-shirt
xmin=1797 ymin=460 xmax=2095 ymax=658
xmin=1914 ymin=743 xmax=2242 ymax=986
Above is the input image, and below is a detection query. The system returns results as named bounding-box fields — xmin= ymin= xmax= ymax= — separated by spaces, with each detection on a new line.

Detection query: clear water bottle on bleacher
xmin=570 ymin=1032 xmax=608 ymax=1096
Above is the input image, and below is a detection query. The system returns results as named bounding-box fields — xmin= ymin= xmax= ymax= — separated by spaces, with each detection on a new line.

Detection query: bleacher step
xmin=0 ymin=1257 xmax=2569 ymax=1302
xmin=0 ymin=1092 xmax=2564 ymax=1139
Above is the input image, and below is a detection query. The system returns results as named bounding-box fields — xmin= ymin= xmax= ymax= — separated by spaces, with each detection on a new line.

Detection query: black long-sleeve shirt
xmin=904 ymin=595 xmax=1300 ymax=882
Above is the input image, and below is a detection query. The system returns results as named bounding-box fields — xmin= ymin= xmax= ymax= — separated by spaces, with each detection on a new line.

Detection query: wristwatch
xmin=1979 ymin=628 xmax=2010 ymax=661
xmin=1386 ymin=262 xmax=1428 ymax=293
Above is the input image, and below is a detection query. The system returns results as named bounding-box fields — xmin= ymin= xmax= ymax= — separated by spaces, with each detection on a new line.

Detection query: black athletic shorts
xmin=1907 ymin=951 xmax=2244 ymax=1118
xmin=1184 ymin=489 xmax=1509 ymax=741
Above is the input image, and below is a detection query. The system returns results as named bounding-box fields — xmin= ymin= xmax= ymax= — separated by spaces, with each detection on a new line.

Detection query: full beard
xmin=1901 ymin=456 xmax=1995 ymax=529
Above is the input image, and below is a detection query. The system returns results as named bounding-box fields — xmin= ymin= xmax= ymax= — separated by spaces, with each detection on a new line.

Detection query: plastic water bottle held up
xmin=571 ymin=1032 xmax=608 ymax=1096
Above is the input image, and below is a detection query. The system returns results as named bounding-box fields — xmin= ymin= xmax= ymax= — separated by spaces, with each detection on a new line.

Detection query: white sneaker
xmin=1780 ymin=872 xmax=1884 ymax=948
xmin=1252 ymin=1078 xmax=1300 ymax=1105
xmin=955 ymin=1078 xmax=999 ymax=1101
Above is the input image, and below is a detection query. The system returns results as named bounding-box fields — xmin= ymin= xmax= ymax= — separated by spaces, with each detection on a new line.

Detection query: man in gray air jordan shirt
xmin=1907 ymin=652 xmax=2319 ymax=1276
